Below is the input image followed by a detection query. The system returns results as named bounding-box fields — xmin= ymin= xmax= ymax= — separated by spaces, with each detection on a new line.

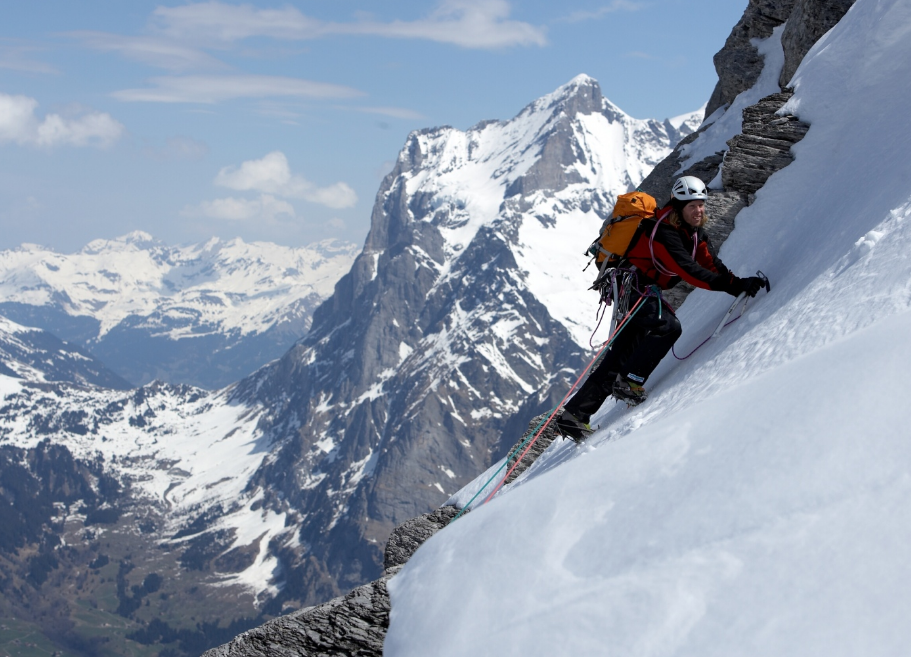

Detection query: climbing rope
xmin=448 ymin=295 xmax=648 ymax=524
xmin=447 ymin=410 xmax=554 ymax=524
xmin=477 ymin=295 xmax=648 ymax=507
xmin=672 ymin=298 xmax=749 ymax=360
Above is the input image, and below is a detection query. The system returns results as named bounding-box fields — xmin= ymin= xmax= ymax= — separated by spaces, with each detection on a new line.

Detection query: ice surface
xmin=386 ymin=1 xmax=911 ymax=654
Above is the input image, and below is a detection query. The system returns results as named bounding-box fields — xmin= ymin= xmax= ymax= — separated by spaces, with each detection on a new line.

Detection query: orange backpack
xmin=589 ymin=191 xmax=657 ymax=264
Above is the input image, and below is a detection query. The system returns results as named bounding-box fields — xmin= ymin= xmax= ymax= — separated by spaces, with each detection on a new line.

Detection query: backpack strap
xmin=648 ymin=208 xmax=697 ymax=279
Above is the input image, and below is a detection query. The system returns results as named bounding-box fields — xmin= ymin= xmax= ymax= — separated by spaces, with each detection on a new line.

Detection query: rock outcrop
xmin=505 ymin=411 xmax=561 ymax=485
xmin=202 ymin=572 xmax=396 ymax=657
xmin=722 ymin=90 xmax=810 ymax=194
xmin=705 ymin=0 xmax=797 ymax=118
xmin=779 ymin=0 xmax=856 ymax=87
xmin=383 ymin=506 xmax=461 ymax=571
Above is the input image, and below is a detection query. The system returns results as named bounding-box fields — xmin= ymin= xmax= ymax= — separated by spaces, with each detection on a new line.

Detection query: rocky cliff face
xmin=705 ymin=0 xmax=854 ymax=118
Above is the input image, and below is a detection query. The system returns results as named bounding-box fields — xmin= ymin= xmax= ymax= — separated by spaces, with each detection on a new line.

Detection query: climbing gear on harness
xmin=589 ymin=266 xmax=634 ymax=347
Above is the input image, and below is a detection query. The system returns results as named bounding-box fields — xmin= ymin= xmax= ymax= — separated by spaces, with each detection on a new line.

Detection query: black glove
xmin=740 ymin=276 xmax=765 ymax=297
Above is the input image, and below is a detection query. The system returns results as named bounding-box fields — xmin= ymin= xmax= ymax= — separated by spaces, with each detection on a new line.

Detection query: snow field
xmin=386 ymin=1 xmax=911 ymax=654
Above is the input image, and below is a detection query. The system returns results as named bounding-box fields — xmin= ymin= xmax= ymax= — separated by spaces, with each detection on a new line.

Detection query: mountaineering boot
xmin=612 ymin=374 xmax=648 ymax=406
xmin=555 ymin=410 xmax=593 ymax=443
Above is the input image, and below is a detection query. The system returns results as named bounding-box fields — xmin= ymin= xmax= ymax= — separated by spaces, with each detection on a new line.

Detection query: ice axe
xmin=711 ymin=270 xmax=770 ymax=339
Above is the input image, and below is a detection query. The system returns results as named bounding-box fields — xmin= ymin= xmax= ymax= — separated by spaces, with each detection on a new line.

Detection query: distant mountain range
xmin=0 ymin=234 xmax=358 ymax=389
xmin=0 ymin=315 xmax=130 ymax=389
xmin=0 ymin=75 xmax=700 ymax=657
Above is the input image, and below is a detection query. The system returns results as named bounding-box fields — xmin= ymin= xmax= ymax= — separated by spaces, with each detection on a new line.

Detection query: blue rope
xmin=447 ymin=409 xmax=555 ymax=524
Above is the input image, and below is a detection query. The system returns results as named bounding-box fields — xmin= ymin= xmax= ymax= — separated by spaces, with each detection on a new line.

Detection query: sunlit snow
xmin=387 ymin=1 xmax=911 ymax=655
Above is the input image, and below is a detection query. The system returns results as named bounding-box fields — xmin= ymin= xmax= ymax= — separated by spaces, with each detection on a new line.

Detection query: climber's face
xmin=682 ymin=200 xmax=705 ymax=228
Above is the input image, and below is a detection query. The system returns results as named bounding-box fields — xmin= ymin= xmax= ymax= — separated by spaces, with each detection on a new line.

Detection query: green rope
xmin=447 ymin=409 xmax=555 ymax=525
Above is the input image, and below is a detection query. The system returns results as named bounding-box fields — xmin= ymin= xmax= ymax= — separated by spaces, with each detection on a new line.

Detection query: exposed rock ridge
xmin=779 ymin=0 xmax=856 ymax=87
xmin=705 ymin=0 xmax=797 ymax=117
xmin=202 ymin=569 xmax=397 ymax=657
xmin=722 ymin=90 xmax=810 ymax=193
xmin=505 ymin=411 xmax=561 ymax=485
xmin=705 ymin=0 xmax=855 ymax=117
xmin=204 ymin=506 xmax=464 ymax=657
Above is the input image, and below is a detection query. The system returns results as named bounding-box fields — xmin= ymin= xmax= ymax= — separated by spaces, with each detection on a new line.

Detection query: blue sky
xmin=0 ymin=1 xmax=746 ymax=252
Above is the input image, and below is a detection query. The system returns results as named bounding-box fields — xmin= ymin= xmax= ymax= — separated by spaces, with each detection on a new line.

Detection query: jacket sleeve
xmin=651 ymin=224 xmax=737 ymax=293
xmin=696 ymin=232 xmax=731 ymax=278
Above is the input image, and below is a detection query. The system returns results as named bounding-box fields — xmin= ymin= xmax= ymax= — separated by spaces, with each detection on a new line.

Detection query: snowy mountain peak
xmin=80 ymin=230 xmax=161 ymax=254
xmin=221 ymin=73 xmax=705 ymax=611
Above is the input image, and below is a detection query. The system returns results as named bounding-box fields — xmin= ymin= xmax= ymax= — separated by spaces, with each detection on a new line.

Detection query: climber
xmin=556 ymin=175 xmax=767 ymax=441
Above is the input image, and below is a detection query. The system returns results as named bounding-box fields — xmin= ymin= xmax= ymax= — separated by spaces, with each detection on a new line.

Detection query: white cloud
xmin=152 ymin=0 xmax=546 ymax=50
xmin=215 ymin=151 xmax=290 ymax=193
xmin=558 ymin=0 xmax=645 ymax=23
xmin=215 ymin=152 xmax=357 ymax=209
xmin=147 ymin=136 xmax=210 ymax=161
xmin=351 ymin=106 xmax=427 ymax=120
xmin=0 ymin=93 xmax=124 ymax=148
xmin=339 ymin=0 xmax=548 ymax=49
xmin=0 ymin=43 xmax=58 ymax=74
xmin=183 ymin=194 xmax=295 ymax=221
xmin=70 ymin=31 xmax=225 ymax=71
xmin=112 ymin=74 xmax=364 ymax=103
xmin=154 ymin=3 xmax=322 ymax=42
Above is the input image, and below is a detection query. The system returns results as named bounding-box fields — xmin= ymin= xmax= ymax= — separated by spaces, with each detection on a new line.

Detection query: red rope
xmin=480 ymin=295 xmax=647 ymax=506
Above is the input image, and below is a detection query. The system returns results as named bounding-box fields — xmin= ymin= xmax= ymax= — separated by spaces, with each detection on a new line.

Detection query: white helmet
xmin=672 ymin=176 xmax=708 ymax=201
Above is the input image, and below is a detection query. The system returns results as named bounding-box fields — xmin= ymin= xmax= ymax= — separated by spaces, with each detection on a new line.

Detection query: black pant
xmin=564 ymin=291 xmax=681 ymax=422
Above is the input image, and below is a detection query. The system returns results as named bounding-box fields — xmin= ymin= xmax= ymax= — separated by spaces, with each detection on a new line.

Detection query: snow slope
xmin=386 ymin=1 xmax=911 ymax=654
